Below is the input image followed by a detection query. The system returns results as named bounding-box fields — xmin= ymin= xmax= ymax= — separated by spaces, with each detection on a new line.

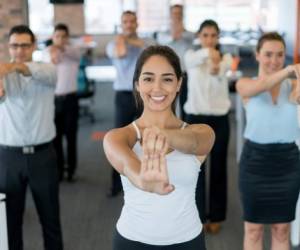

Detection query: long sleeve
xmin=0 ymin=92 xmax=6 ymax=104
xmin=218 ymin=53 xmax=233 ymax=76
xmin=25 ymin=62 xmax=57 ymax=87
xmin=184 ymin=48 xmax=210 ymax=68
xmin=63 ymin=46 xmax=81 ymax=61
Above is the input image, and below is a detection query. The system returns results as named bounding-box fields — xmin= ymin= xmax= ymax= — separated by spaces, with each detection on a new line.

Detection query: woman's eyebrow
xmin=141 ymin=72 xmax=175 ymax=76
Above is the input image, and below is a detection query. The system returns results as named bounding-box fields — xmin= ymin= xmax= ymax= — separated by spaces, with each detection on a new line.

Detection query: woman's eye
xmin=265 ymin=53 xmax=272 ymax=58
xmin=277 ymin=53 xmax=284 ymax=58
xmin=143 ymin=77 xmax=152 ymax=82
xmin=164 ymin=78 xmax=173 ymax=83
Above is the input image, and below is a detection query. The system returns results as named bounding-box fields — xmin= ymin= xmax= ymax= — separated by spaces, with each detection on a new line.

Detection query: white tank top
xmin=116 ymin=121 xmax=203 ymax=245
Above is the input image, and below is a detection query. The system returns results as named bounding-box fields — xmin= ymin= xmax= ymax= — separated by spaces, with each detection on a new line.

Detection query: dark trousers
xmin=179 ymin=72 xmax=188 ymax=121
xmin=0 ymin=144 xmax=63 ymax=250
xmin=113 ymin=229 xmax=206 ymax=250
xmin=54 ymin=93 xmax=79 ymax=178
xmin=110 ymin=91 xmax=139 ymax=191
xmin=186 ymin=113 xmax=230 ymax=222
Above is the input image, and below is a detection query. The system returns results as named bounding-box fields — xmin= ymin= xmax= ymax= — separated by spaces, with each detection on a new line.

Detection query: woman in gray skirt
xmin=236 ymin=32 xmax=300 ymax=250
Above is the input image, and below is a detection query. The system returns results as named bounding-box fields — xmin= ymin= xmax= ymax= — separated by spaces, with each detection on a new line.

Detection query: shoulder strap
xmin=180 ymin=122 xmax=187 ymax=130
xmin=132 ymin=121 xmax=141 ymax=141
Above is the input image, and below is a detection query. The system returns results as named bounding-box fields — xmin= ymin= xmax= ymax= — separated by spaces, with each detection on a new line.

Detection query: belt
xmin=55 ymin=92 xmax=77 ymax=100
xmin=0 ymin=142 xmax=52 ymax=154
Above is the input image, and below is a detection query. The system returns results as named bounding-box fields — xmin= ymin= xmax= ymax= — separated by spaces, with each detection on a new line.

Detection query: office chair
xmin=77 ymin=58 xmax=96 ymax=123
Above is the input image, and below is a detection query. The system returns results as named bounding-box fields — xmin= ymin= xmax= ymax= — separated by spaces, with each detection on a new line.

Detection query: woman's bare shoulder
xmin=104 ymin=124 xmax=137 ymax=146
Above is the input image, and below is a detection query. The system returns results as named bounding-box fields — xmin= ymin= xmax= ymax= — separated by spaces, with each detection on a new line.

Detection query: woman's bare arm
xmin=103 ymin=127 xmax=142 ymax=187
xmin=236 ymin=65 xmax=294 ymax=99
xmin=289 ymin=65 xmax=300 ymax=104
xmin=103 ymin=126 xmax=174 ymax=194
xmin=163 ymin=123 xmax=215 ymax=156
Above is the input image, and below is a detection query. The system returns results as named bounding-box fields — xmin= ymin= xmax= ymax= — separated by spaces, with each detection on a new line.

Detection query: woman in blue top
xmin=103 ymin=46 xmax=215 ymax=250
xmin=237 ymin=32 xmax=300 ymax=250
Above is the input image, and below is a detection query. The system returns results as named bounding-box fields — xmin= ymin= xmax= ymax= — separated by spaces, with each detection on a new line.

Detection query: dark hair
xmin=9 ymin=25 xmax=35 ymax=43
xmin=170 ymin=4 xmax=183 ymax=12
xmin=197 ymin=19 xmax=221 ymax=51
xmin=54 ymin=23 xmax=69 ymax=36
xmin=122 ymin=10 xmax=137 ymax=19
xmin=197 ymin=19 xmax=220 ymax=34
xmin=256 ymin=32 xmax=286 ymax=52
xmin=133 ymin=45 xmax=182 ymax=114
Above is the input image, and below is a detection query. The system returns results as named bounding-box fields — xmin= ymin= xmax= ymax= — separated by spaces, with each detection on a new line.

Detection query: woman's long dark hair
xmin=132 ymin=45 xmax=182 ymax=114
xmin=197 ymin=19 xmax=221 ymax=52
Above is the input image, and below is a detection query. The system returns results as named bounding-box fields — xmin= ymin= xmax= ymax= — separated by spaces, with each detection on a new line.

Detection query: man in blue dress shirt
xmin=0 ymin=25 xmax=63 ymax=250
xmin=106 ymin=11 xmax=153 ymax=197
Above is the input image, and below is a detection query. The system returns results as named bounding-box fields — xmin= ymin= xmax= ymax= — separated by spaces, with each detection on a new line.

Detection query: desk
xmin=85 ymin=65 xmax=116 ymax=83
xmin=0 ymin=193 xmax=8 ymax=250
xmin=226 ymin=70 xmax=244 ymax=161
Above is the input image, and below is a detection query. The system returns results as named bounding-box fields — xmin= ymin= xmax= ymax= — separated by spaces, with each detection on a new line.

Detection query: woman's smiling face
xmin=136 ymin=55 xmax=182 ymax=112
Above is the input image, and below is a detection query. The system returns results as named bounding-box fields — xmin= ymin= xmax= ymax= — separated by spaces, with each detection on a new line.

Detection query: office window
xmin=28 ymin=0 xmax=54 ymax=36
xmin=84 ymin=0 xmax=169 ymax=34
xmin=184 ymin=0 xmax=253 ymax=31
xmin=136 ymin=0 xmax=169 ymax=33
xmin=184 ymin=0 xmax=278 ymax=32
xmin=84 ymin=0 xmax=123 ymax=34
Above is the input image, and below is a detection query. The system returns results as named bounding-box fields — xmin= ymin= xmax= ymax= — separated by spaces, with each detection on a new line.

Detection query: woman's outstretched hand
xmin=0 ymin=79 xmax=4 ymax=97
xmin=291 ymin=64 xmax=300 ymax=103
xmin=139 ymin=127 xmax=175 ymax=195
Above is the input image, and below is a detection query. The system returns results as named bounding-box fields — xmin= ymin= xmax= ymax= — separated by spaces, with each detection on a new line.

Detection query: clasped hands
xmin=208 ymin=48 xmax=221 ymax=75
xmin=0 ymin=78 xmax=4 ymax=97
xmin=288 ymin=64 xmax=300 ymax=103
xmin=0 ymin=63 xmax=18 ymax=97
xmin=0 ymin=63 xmax=16 ymax=78
xmin=49 ymin=45 xmax=63 ymax=64
xmin=139 ymin=126 xmax=175 ymax=195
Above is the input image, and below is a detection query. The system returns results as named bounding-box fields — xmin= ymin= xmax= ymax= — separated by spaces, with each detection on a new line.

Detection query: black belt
xmin=0 ymin=142 xmax=52 ymax=154
xmin=55 ymin=92 xmax=77 ymax=100
xmin=0 ymin=194 xmax=6 ymax=202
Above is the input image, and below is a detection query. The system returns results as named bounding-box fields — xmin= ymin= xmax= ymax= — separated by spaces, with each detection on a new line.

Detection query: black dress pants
xmin=0 ymin=143 xmax=63 ymax=250
xmin=54 ymin=93 xmax=79 ymax=178
xmin=185 ymin=113 xmax=230 ymax=222
xmin=110 ymin=91 xmax=139 ymax=192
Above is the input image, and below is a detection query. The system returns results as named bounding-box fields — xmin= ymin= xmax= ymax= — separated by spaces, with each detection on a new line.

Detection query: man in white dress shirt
xmin=0 ymin=25 xmax=63 ymax=250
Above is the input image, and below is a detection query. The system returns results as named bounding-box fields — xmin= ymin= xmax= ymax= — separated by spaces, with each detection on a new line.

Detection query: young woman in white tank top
xmin=103 ymin=45 xmax=215 ymax=250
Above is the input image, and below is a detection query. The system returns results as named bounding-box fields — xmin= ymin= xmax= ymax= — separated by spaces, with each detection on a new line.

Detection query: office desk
xmin=85 ymin=65 xmax=116 ymax=83
xmin=227 ymin=70 xmax=244 ymax=161
xmin=0 ymin=193 xmax=8 ymax=250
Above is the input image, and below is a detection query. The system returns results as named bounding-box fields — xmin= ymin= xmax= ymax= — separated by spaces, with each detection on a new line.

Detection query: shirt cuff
xmin=0 ymin=91 xmax=6 ymax=104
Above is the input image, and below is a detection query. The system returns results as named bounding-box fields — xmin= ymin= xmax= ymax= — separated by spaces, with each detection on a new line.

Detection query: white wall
xmin=277 ymin=0 xmax=297 ymax=57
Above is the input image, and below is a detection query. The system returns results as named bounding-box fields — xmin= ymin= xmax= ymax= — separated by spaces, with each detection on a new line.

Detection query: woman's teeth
xmin=151 ymin=96 xmax=165 ymax=101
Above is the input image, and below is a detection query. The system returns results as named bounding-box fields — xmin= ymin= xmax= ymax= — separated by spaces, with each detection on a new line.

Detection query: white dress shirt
xmin=184 ymin=48 xmax=232 ymax=116
xmin=156 ymin=30 xmax=194 ymax=71
xmin=0 ymin=62 xmax=57 ymax=146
